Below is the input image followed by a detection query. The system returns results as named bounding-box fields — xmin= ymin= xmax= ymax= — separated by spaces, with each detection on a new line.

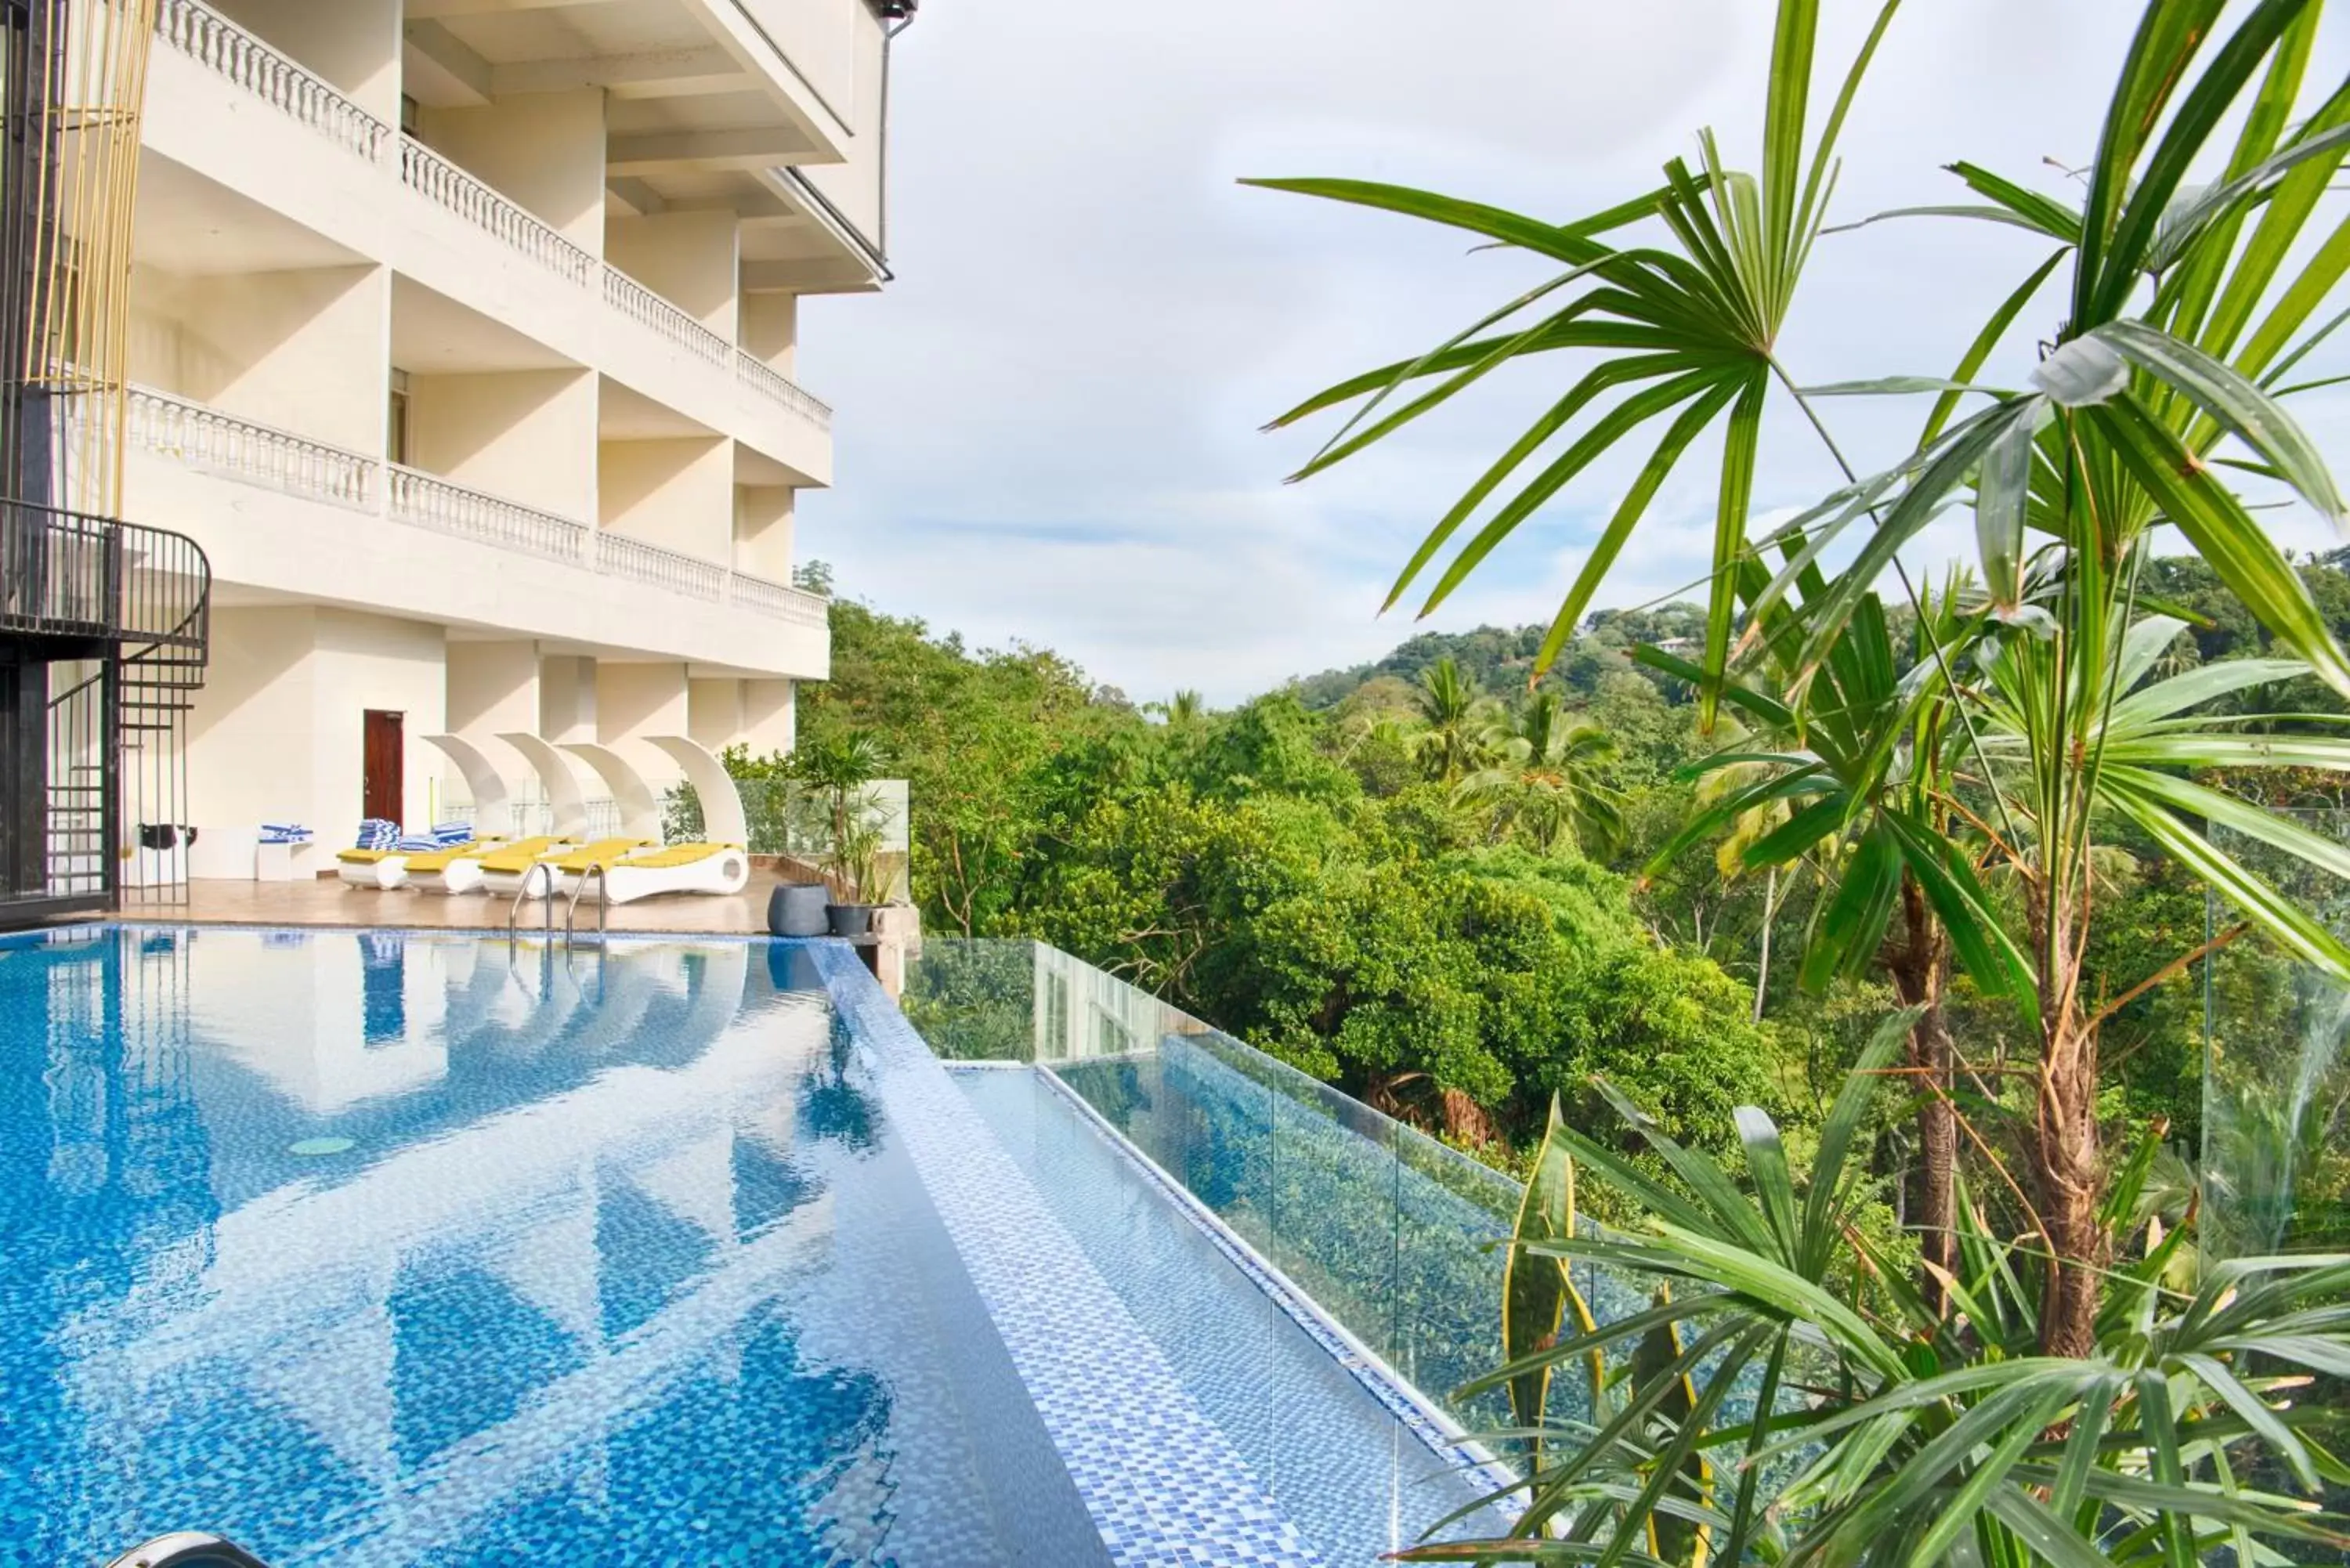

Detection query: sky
xmin=794 ymin=1 xmax=2350 ymax=706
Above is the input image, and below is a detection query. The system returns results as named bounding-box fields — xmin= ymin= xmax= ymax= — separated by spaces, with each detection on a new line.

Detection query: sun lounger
xmin=566 ymin=841 xmax=751 ymax=905
xmin=483 ymin=837 xmax=649 ymax=898
xmin=399 ymin=836 xmax=565 ymax=894
xmin=356 ymin=838 xmax=506 ymax=891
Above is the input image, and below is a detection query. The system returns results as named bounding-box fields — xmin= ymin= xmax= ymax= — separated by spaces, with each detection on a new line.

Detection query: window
xmin=387 ymin=369 xmax=410 ymax=465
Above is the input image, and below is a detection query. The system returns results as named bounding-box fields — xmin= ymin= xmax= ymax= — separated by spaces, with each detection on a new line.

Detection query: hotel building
xmin=98 ymin=0 xmax=905 ymax=880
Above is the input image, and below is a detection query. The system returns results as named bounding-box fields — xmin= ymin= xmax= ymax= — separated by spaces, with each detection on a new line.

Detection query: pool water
xmin=0 ymin=927 xmax=1099 ymax=1567
xmin=953 ymin=1068 xmax=1499 ymax=1566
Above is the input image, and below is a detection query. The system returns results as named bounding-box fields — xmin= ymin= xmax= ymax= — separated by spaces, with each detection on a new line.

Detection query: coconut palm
xmin=1150 ymin=689 xmax=1207 ymax=727
xmin=1408 ymin=657 xmax=1497 ymax=784
xmin=1458 ymin=689 xmax=1624 ymax=857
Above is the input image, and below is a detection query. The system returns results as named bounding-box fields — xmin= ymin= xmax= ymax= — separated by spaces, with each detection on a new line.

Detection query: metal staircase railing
xmin=6 ymin=506 xmax=212 ymax=919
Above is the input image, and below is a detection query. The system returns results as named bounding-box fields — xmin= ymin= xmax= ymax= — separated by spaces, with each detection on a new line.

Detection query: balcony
xmin=147 ymin=0 xmax=835 ymax=450
xmin=121 ymin=386 xmax=829 ymax=638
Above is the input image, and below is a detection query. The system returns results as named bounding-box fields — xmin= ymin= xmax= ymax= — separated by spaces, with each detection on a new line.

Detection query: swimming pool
xmin=0 ymin=927 xmax=1108 ymax=1566
xmin=953 ymin=1066 xmax=1500 ymax=1564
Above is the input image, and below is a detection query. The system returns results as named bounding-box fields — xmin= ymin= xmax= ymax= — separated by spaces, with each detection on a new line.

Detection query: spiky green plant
xmin=1423 ymin=1013 xmax=2350 ymax=1566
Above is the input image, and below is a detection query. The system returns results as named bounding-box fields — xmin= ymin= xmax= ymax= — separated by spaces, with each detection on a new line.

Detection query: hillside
xmin=1284 ymin=604 xmax=1708 ymax=711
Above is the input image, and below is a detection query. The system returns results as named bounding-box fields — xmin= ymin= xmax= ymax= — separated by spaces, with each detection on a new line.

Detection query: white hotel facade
xmin=125 ymin=0 xmax=903 ymax=859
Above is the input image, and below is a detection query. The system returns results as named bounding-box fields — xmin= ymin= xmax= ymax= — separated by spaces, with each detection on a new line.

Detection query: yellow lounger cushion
xmin=475 ymin=837 xmax=592 ymax=875
xmin=401 ymin=836 xmax=542 ymax=874
xmin=544 ymin=839 xmax=656 ymax=875
xmin=336 ymin=848 xmax=395 ymax=865
xmin=607 ymin=842 xmax=742 ymax=871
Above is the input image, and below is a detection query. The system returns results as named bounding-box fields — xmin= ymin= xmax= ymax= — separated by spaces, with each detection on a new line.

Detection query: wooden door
xmin=363 ymin=710 xmax=403 ymax=824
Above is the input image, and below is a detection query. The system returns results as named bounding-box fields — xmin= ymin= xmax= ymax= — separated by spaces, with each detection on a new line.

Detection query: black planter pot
xmin=768 ymin=882 xmax=832 ymax=938
xmin=826 ymin=902 xmax=877 ymax=938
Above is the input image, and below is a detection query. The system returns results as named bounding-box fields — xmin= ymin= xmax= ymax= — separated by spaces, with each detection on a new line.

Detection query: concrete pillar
xmin=416 ymin=91 xmax=609 ymax=255
xmin=596 ymin=662 xmax=689 ymax=742
xmin=446 ymin=641 xmax=540 ymax=735
xmin=688 ymin=678 xmax=743 ymax=753
xmin=607 ymin=211 xmax=741 ymax=338
xmin=598 ymin=662 xmax=691 ymax=793
xmin=445 ymin=641 xmax=540 ymax=813
xmin=188 ymin=605 xmax=321 ymax=844
xmin=409 ymin=369 xmax=597 ymax=521
xmin=734 ymin=486 xmax=794 ymax=580
xmin=740 ymin=679 xmax=794 ymax=758
xmin=599 ymin=436 xmax=732 ymax=560
xmin=540 ymin=656 xmax=597 ymax=743
xmin=740 ymin=292 xmax=797 ymax=372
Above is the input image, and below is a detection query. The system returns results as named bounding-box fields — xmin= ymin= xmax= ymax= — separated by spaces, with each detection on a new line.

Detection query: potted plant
xmin=786 ymin=732 xmax=893 ymax=937
xmin=824 ymin=816 xmax=890 ymax=936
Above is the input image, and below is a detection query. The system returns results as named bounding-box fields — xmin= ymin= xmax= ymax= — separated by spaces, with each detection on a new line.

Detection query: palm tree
xmin=1253 ymin=0 xmax=1901 ymax=721
xmin=1642 ymin=573 xmax=1984 ymax=1301
xmin=1405 ymin=657 xmax=1493 ymax=783
xmin=1463 ymin=1023 xmax=2350 ymax=1567
xmin=1149 ymin=689 xmax=1207 ymax=727
xmin=1458 ymin=689 xmax=1623 ymax=856
xmin=1271 ymin=0 xmax=2350 ymax=1558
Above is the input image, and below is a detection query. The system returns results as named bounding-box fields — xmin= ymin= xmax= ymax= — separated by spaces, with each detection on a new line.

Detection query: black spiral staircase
xmin=0 ymin=503 xmax=212 ymax=925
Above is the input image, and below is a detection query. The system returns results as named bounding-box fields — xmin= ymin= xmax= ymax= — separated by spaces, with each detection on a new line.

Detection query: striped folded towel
xmin=393 ymin=835 xmax=443 ymax=853
xmin=429 ymin=821 xmax=473 ymax=846
xmin=260 ymin=822 xmax=312 ymax=844
xmin=356 ymin=818 xmax=400 ymax=851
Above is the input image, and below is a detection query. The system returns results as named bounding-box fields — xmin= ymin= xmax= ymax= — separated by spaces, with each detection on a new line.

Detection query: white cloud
xmin=796 ymin=0 xmax=2350 ymax=704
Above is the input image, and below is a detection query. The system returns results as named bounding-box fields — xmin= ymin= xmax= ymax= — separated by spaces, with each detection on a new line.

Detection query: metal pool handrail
xmin=507 ymin=860 xmax=556 ymax=941
xmin=104 ymin=1534 xmax=273 ymax=1567
xmin=565 ymin=860 xmax=609 ymax=945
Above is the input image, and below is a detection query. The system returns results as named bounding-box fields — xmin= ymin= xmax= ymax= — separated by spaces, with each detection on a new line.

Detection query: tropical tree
xmin=1437 ymin=1020 xmax=2350 ymax=1566
xmin=791 ymin=730 xmax=892 ymax=866
xmin=1266 ymin=0 xmax=2350 ymax=1556
xmin=1762 ymin=0 xmax=2350 ymax=1356
xmin=1459 ymin=689 xmax=1625 ymax=857
xmin=1638 ymin=572 xmax=1980 ymax=1302
xmin=1409 ymin=656 xmax=1499 ymax=783
xmin=1152 ymin=688 xmax=1208 ymax=727
xmin=1250 ymin=0 xmax=1901 ymax=721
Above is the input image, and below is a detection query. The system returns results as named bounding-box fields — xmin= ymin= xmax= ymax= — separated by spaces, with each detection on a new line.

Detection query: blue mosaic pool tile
xmin=1032 ymin=1066 xmax=1524 ymax=1522
xmin=806 ymin=943 xmax=1331 ymax=1568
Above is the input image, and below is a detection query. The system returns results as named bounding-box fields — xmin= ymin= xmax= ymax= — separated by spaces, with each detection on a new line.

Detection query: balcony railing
xmin=387 ymin=466 xmax=591 ymax=564
xmin=399 ymin=136 xmax=597 ymax=285
xmin=728 ymin=571 xmax=830 ymax=627
xmin=126 ymin=387 xmax=378 ymax=511
xmin=151 ymin=0 xmax=837 ymax=454
xmin=595 ymin=533 xmax=728 ymax=601
xmin=127 ymin=389 xmax=809 ymax=627
xmin=153 ymin=0 xmax=392 ymax=161
xmin=603 ymin=269 xmax=733 ymax=367
xmin=735 ymin=351 xmax=834 ymax=433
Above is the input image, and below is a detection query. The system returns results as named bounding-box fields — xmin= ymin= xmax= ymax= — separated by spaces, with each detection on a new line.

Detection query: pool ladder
xmin=502 ymin=858 xmax=607 ymax=950
xmin=105 ymin=1534 xmax=273 ymax=1567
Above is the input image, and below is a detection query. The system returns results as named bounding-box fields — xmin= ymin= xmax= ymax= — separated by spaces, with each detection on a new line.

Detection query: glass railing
xmin=2204 ymin=812 xmax=2350 ymax=1262
xmin=901 ymin=938 xmax=1657 ymax=1443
